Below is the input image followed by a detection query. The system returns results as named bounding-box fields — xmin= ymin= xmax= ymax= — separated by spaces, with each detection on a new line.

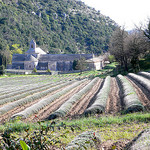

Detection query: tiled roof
xmin=38 ymin=54 xmax=93 ymax=61
xmin=25 ymin=47 xmax=46 ymax=55
xmin=25 ymin=55 xmax=38 ymax=61
xmin=12 ymin=54 xmax=25 ymax=61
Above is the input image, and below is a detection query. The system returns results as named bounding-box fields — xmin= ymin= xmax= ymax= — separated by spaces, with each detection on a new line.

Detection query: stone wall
xmin=11 ymin=53 xmax=105 ymax=71
xmin=12 ymin=62 xmax=24 ymax=69
xmin=56 ymin=61 xmax=73 ymax=71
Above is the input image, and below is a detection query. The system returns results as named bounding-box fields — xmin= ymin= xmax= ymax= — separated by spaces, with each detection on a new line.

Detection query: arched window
xmin=31 ymin=44 xmax=34 ymax=48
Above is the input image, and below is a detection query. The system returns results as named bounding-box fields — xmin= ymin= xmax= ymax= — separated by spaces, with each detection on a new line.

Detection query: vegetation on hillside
xmin=0 ymin=0 xmax=117 ymax=67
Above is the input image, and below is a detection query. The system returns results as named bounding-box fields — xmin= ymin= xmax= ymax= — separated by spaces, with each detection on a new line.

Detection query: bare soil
xmin=0 ymin=83 xmax=76 ymax=123
xmin=1 ymin=76 xmax=149 ymax=123
xmin=67 ymin=78 xmax=102 ymax=117
xmin=105 ymin=78 xmax=122 ymax=114
xmin=1 ymin=76 xmax=150 ymax=150
xmin=101 ymin=139 xmax=130 ymax=150
xmin=25 ymin=80 xmax=90 ymax=122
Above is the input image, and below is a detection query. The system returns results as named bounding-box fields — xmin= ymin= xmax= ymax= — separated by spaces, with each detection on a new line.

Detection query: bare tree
xmin=109 ymin=25 xmax=150 ymax=73
xmin=144 ymin=20 xmax=150 ymax=41
xmin=125 ymin=30 xmax=149 ymax=72
xmin=109 ymin=27 xmax=129 ymax=71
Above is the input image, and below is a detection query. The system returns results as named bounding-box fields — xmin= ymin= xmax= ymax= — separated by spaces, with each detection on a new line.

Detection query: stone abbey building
xmin=12 ymin=40 xmax=104 ymax=71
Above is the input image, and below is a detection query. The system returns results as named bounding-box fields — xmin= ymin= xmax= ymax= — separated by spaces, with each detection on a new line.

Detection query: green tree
xmin=109 ymin=27 xmax=150 ymax=73
xmin=0 ymin=0 xmax=116 ymax=55
xmin=0 ymin=65 xmax=5 ymax=75
xmin=32 ymin=67 xmax=37 ymax=73
xmin=11 ymin=44 xmax=23 ymax=54
xmin=108 ymin=55 xmax=115 ymax=63
xmin=0 ymin=39 xmax=11 ymax=66
xmin=73 ymin=57 xmax=87 ymax=73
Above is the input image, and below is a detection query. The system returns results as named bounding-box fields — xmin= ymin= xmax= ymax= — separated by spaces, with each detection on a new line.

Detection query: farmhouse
xmin=12 ymin=39 xmax=104 ymax=71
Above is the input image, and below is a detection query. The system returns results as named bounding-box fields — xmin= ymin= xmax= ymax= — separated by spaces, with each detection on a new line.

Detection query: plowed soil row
xmin=27 ymin=77 xmax=150 ymax=121
xmin=1 ymin=76 xmax=150 ymax=123
xmin=105 ymin=77 xmax=121 ymax=114
xmin=67 ymin=78 xmax=102 ymax=117
xmin=25 ymin=80 xmax=90 ymax=122
xmin=126 ymin=77 xmax=150 ymax=111
xmin=0 ymin=83 xmax=60 ymax=108
xmin=0 ymin=82 xmax=77 ymax=123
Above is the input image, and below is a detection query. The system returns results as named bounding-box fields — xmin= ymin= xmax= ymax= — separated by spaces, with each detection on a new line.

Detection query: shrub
xmin=46 ymin=68 xmax=51 ymax=73
xmin=0 ymin=120 xmax=77 ymax=150
xmin=32 ymin=67 xmax=37 ymax=73
xmin=65 ymin=131 xmax=101 ymax=150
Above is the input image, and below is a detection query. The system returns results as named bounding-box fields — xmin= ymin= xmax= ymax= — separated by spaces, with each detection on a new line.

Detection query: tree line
xmin=109 ymin=20 xmax=150 ymax=73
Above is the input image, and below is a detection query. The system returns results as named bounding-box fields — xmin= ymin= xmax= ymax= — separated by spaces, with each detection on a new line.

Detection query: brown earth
xmin=101 ymin=139 xmax=130 ymax=150
xmin=105 ymin=78 xmax=122 ymax=114
xmin=67 ymin=78 xmax=102 ymax=117
xmin=25 ymin=80 xmax=90 ymax=122
xmin=1 ymin=76 xmax=149 ymax=123
xmin=1 ymin=76 xmax=150 ymax=150
xmin=0 ymin=83 xmax=77 ymax=123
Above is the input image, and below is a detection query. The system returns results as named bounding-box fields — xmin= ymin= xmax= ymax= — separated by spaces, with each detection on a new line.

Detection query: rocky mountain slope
xmin=0 ymin=0 xmax=117 ymax=54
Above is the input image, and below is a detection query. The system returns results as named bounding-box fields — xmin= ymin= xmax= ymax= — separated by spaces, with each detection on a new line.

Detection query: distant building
xmin=11 ymin=39 xmax=104 ymax=71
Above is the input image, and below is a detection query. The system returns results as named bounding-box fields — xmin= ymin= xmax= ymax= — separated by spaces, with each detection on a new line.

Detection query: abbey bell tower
xmin=30 ymin=39 xmax=36 ymax=49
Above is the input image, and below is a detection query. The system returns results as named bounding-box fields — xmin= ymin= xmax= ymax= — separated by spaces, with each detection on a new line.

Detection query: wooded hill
xmin=0 ymin=0 xmax=117 ymax=55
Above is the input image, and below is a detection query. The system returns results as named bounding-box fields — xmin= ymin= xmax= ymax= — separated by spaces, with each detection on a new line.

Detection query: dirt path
xmin=105 ymin=78 xmax=122 ymax=114
xmin=126 ymin=77 xmax=150 ymax=111
xmin=25 ymin=81 xmax=90 ymax=122
xmin=66 ymin=79 xmax=102 ymax=117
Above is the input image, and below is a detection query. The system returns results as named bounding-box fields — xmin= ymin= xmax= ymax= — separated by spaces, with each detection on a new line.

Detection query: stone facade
xmin=12 ymin=40 xmax=104 ymax=71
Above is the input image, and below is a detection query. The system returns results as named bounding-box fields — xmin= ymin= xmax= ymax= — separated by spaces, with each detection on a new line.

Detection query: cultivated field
xmin=0 ymin=72 xmax=150 ymax=124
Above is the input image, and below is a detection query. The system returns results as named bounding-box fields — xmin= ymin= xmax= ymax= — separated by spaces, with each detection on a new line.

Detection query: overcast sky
xmin=81 ymin=0 xmax=150 ymax=30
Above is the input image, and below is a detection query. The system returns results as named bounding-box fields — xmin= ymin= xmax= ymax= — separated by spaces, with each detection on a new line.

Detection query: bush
xmin=108 ymin=55 xmax=115 ymax=63
xmin=46 ymin=69 xmax=51 ymax=73
xmin=32 ymin=68 xmax=37 ymax=73
xmin=0 ymin=120 xmax=77 ymax=150
xmin=65 ymin=131 xmax=101 ymax=150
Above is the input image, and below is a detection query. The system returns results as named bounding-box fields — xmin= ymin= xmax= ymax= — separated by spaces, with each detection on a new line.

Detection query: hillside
xmin=0 ymin=0 xmax=117 ymax=55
